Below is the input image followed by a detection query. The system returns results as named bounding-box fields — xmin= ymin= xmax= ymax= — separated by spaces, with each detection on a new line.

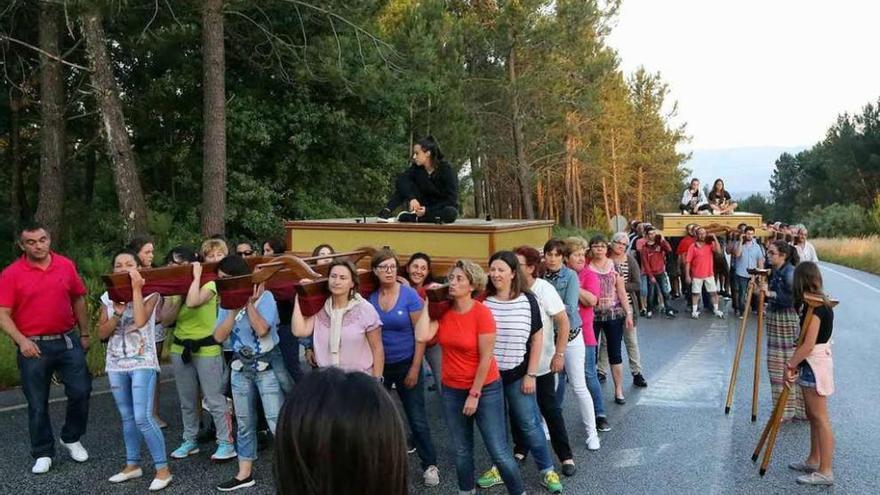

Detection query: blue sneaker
xmin=211 ymin=441 xmax=237 ymax=462
xmin=170 ymin=440 xmax=200 ymax=459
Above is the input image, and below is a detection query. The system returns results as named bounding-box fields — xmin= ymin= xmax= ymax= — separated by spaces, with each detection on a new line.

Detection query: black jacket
xmin=400 ymin=161 xmax=458 ymax=209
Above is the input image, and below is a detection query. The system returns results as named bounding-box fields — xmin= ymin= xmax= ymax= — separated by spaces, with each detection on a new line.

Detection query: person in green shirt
xmin=165 ymin=240 xmax=236 ymax=461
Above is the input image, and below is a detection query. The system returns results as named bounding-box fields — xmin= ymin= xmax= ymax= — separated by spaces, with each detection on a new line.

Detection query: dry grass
xmin=813 ymin=236 xmax=880 ymax=275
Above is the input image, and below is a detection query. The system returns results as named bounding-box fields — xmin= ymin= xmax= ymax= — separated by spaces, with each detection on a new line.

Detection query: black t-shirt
xmin=708 ymin=190 xmax=731 ymax=206
xmin=800 ymin=304 xmax=833 ymax=344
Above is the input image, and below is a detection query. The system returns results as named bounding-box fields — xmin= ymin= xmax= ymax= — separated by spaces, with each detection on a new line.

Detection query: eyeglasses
xmin=767 ymin=250 xmax=779 ymax=256
xmin=374 ymin=264 xmax=397 ymax=273
xmin=236 ymin=250 xmax=253 ymax=257
xmin=612 ymin=241 xmax=627 ymax=246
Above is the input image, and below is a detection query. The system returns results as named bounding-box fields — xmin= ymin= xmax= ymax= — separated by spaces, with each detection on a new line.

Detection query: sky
xmin=606 ymin=0 xmax=880 ymax=150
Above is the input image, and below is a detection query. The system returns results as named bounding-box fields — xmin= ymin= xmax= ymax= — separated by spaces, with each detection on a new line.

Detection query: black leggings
xmin=384 ymin=175 xmax=458 ymax=223
xmin=511 ymin=372 xmax=572 ymax=462
xmin=594 ymin=318 xmax=625 ymax=365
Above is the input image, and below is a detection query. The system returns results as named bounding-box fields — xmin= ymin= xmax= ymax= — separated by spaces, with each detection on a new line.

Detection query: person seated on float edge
xmin=679 ymin=178 xmax=710 ymax=214
xmin=378 ymin=136 xmax=459 ymax=224
xmin=212 ymin=255 xmax=292 ymax=492
xmin=273 ymin=367 xmax=409 ymax=495
xmin=708 ymin=178 xmax=738 ymax=215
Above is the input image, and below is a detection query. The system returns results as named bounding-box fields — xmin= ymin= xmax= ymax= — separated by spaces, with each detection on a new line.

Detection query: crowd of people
xmin=0 ymin=207 xmax=836 ymax=491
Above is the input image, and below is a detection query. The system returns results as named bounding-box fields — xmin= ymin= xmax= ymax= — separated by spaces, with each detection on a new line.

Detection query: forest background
xmin=0 ymin=1 xmax=877 ymax=384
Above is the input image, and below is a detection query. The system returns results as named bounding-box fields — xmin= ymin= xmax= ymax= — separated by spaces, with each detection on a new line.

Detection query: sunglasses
xmin=236 ymin=250 xmax=254 ymax=257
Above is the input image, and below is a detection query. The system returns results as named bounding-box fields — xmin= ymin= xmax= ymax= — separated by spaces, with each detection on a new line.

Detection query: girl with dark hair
xmin=760 ymin=240 xmax=806 ymax=421
xmin=262 ymin=238 xmax=286 ymax=256
xmin=587 ymin=235 xmax=634 ymax=405
xmin=708 ymin=178 xmax=737 ymax=215
xmin=786 ymin=262 xmax=835 ymax=486
xmin=311 ymin=244 xmax=335 ymax=265
xmin=477 ymin=251 xmax=563 ymax=493
xmin=127 ymin=237 xmax=170 ymax=428
xmin=512 ymin=246 xmax=577 ymax=476
xmin=378 ymin=136 xmax=459 ymax=224
xmin=273 ymin=367 xmax=409 ymax=495
xmin=416 ymin=260 xmax=525 ymax=495
xmin=368 ymin=249 xmax=439 ymax=487
xmin=292 ymin=260 xmax=384 ymax=376
xmin=404 ymin=253 xmax=444 ymax=395
xmin=97 ymin=251 xmax=172 ymax=491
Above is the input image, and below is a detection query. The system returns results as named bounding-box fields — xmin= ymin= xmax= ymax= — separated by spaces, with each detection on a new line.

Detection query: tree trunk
xmin=636 ymin=165 xmax=644 ymax=220
xmin=601 ymin=175 xmax=611 ymax=226
xmin=84 ymin=150 xmax=97 ymax=206
xmin=200 ymin=0 xmax=227 ymax=237
xmin=9 ymin=90 xmax=29 ymax=229
xmin=81 ymin=7 xmax=148 ymax=239
xmin=610 ymin=131 xmax=621 ymax=217
xmin=471 ymin=154 xmax=485 ymax=218
xmin=35 ymin=2 xmax=65 ymax=240
xmin=507 ymin=39 xmax=535 ymax=219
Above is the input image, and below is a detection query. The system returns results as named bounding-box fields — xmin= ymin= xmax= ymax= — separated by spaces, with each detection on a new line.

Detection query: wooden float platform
xmin=657 ymin=212 xmax=767 ymax=238
xmin=285 ymin=218 xmax=555 ymax=275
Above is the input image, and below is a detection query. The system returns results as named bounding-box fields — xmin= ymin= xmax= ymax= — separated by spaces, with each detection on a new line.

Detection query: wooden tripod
xmin=724 ymin=268 xmax=770 ymax=421
xmin=751 ymin=292 xmax=838 ymax=476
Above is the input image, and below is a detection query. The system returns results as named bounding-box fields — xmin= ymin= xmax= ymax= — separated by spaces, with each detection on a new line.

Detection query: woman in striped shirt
xmin=476 ymin=251 xmax=563 ymax=493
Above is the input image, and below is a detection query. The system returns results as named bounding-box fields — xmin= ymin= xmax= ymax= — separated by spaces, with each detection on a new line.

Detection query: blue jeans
xmin=558 ymin=344 xmax=606 ymax=418
xmin=594 ymin=318 xmax=625 ymax=365
xmin=442 ymin=380 xmax=524 ymax=495
xmin=17 ymin=333 xmax=92 ymax=459
xmin=276 ymin=323 xmax=302 ymax=383
xmin=502 ymin=377 xmax=554 ymax=473
xmin=383 ymin=360 xmax=437 ymax=469
xmin=733 ymin=275 xmax=751 ymax=313
xmin=646 ymin=272 xmax=672 ymax=311
xmin=108 ymin=370 xmax=167 ymax=469
xmin=230 ymin=361 xmax=286 ymax=460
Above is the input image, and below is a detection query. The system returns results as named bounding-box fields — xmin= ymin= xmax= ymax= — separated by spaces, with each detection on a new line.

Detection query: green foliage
xmin=738 ymin=193 xmax=772 ymax=219
xmin=803 ymin=203 xmax=877 ymax=238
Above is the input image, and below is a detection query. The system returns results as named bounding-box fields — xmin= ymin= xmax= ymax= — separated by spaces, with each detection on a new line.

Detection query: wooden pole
xmin=752 ymin=293 xmax=838 ymax=476
xmin=751 ymin=274 xmax=767 ymax=422
xmin=725 ymin=275 xmax=755 ymax=414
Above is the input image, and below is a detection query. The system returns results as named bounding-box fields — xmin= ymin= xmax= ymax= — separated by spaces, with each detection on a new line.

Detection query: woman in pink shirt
xmin=292 ymin=260 xmax=384 ymax=377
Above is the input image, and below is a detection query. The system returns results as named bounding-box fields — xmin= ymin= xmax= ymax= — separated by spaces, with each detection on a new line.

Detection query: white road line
xmin=0 ymin=377 xmax=175 ymax=414
xmin=637 ymin=320 xmax=730 ymax=409
xmin=821 ymin=263 xmax=880 ymax=295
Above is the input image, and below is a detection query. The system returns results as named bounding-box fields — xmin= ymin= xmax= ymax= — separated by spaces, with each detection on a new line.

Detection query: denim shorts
xmin=797 ymin=362 xmax=816 ymax=388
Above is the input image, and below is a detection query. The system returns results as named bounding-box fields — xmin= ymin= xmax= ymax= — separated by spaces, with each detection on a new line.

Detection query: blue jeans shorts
xmin=797 ymin=362 xmax=816 ymax=388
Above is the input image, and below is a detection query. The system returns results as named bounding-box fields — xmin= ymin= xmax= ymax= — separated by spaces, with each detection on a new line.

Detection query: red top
xmin=0 ymin=253 xmax=87 ymax=337
xmin=676 ymin=236 xmax=695 ymax=255
xmin=577 ymin=268 xmax=599 ymax=346
xmin=438 ymin=301 xmax=500 ymax=390
xmin=686 ymin=242 xmax=716 ymax=279
xmin=638 ymin=239 xmax=672 ymax=276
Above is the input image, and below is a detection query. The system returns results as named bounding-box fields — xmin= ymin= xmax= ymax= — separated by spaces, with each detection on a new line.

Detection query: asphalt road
xmin=0 ymin=261 xmax=876 ymax=494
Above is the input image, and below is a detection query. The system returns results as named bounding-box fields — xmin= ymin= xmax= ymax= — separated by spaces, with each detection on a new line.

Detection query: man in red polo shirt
xmin=684 ymin=227 xmax=725 ymax=320
xmin=0 ymin=224 xmax=93 ymax=474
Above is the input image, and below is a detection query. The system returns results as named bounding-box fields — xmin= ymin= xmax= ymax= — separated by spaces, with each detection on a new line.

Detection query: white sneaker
xmin=714 ymin=309 xmax=725 ymax=319
xmin=586 ymin=435 xmax=601 ymax=451
xmin=149 ymin=475 xmax=173 ymax=491
xmin=61 ymin=440 xmax=89 ymax=462
xmin=691 ymin=310 xmax=699 ymax=319
xmin=423 ymin=465 xmax=440 ymax=487
xmin=31 ymin=457 xmax=52 ymax=474
xmin=109 ymin=468 xmax=143 ymax=483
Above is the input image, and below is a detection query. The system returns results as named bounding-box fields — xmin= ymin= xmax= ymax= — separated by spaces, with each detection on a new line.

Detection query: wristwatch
xmin=527 ymin=372 xmax=538 ymax=378
xmin=468 ymin=389 xmax=481 ymax=399
xmin=554 ymin=352 xmax=565 ymax=358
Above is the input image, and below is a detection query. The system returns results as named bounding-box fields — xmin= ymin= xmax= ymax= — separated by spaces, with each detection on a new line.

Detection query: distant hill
xmin=682 ymin=146 xmax=807 ymax=199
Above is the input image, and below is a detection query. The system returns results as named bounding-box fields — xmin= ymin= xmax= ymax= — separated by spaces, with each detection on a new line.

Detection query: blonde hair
xmin=200 ymin=238 xmax=229 ymax=258
xmin=563 ymin=236 xmax=588 ymax=258
xmin=448 ymin=259 xmax=487 ymax=297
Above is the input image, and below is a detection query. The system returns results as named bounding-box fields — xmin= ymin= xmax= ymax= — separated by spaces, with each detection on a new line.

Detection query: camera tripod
xmin=724 ymin=268 xmax=770 ymax=421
